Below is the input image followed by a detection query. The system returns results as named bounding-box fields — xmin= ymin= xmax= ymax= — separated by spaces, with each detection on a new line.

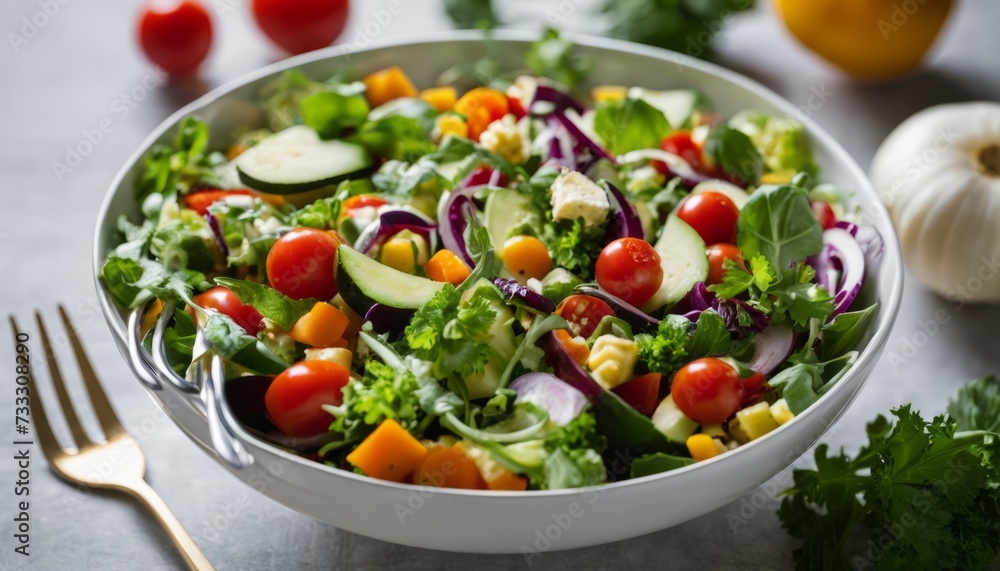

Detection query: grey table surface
xmin=2 ymin=1 xmax=1000 ymax=569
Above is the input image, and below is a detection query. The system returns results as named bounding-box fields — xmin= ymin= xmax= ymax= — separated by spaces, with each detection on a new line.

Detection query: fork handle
xmin=125 ymin=480 xmax=216 ymax=571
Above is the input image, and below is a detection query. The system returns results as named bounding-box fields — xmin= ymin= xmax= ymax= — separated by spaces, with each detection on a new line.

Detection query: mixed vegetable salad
xmin=102 ymin=36 xmax=883 ymax=491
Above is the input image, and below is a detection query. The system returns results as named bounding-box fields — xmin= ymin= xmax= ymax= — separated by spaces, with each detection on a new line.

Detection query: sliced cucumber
xmin=336 ymin=245 xmax=444 ymax=312
xmin=484 ymin=188 xmax=538 ymax=253
xmin=692 ymin=179 xmax=751 ymax=210
xmin=461 ymin=279 xmax=518 ymax=400
xmin=236 ymin=125 xmax=372 ymax=194
xmin=627 ymin=88 xmax=708 ymax=130
xmin=640 ymin=216 xmax=709 ymax=313
xmin=651 ymin=395 xmax=700 ymax=443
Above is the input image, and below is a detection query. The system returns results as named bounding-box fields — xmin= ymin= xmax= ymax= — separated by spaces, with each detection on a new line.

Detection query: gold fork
xmin=11 ymin=307 xmax=214 ymax=571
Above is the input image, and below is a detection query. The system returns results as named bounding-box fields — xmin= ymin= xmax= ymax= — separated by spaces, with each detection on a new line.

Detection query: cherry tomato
xmin=264 ymin=361 xmax=349 ymax=436
xmin=556 ymin=295 xmax=615 ymax=339
xmin=183 ymin=189 xmax=252 ymax=216
xmin=670 ymin=358 xmax=745 ymax=424
xmin=137 ymin=0 xmax=213 ymax=76
xmin=251 ymin=0 xmax=350 ymax=55
xmin=706 ymin=243 xmax=747 ymax=285
xmin=676 ymin=191 xmax=740 ymax=246
xmin=612 ymin=373 xmax=662 ymax=416
xmin=811 ymin=200 xmax=837 ymax=230
xmin=266 ymin=228 xmax=342 ymax=301
xmin=741 ymin=371 xmax=767 ymax=405
xmin=341 ymin=194 xmax=387 ymax=216
xmin=506 ymin=95 xmax=527 ymax=119
xmin=660 ymin=131 xmax=704 ymax=171
xmin=190 ymin=286 xmax=264 ymax=335
xmin=595 ymin=238 xmax=663 ymax=306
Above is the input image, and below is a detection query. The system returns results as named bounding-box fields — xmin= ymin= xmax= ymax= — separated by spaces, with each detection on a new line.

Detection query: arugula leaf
xmin=404 ymin=284 xmax=496 ymax=380
xmin=136 ymin=116 xmax=218 ymax=200
xmin=630 ymin=452 xmax=696 ymax=478
xmin=947 ymin=375 xmax=1000 ymax=433
xmin=161 ymin=307 xmax=197 ymax=374
xmin=214 ymin=277 xmax=317 ymax=331
xmin=202 ymin=313 xmax=289 ymax=374
xmin=594 ymin=97 xmax=671 ymax=155
xmin=299 ymin=82 xmax=370 ymax=139
xmin=730 ymin=110 xmax=818 ymax=179
xmin=101 ymin=256 xmax=206 ymax=309
xmin=704 ymin=125 xmax=763 ymax=185
xmin=371 ymin=159 xmax=450 ymax=198
xmin=349 ymin=115 xmax=436 ymax=162
xmin=737 ymin=183 xmax=824 ymax=271
xmin=688 ymin=311 xmax=730 ymax=358
xmin=768 ymin=364 xmax=824 ymax=414
xmin=443 ymin=0 xmax=498 ymax=29
xmin=524 ymin=28 xmax=592 ymax=89
xmin=461 ymin=224 xmax=503 ymax=292
xmin=820 ymin=304 xmax=878 ymax=361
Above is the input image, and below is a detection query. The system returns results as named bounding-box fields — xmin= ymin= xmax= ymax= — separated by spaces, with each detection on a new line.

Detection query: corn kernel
xmin=686 ymin=434 xmax=721 ymax=462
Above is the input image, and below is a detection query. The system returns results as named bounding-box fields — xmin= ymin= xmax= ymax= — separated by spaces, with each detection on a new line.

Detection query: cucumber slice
xmin=336 ymin=245 xmax=444 ymax=312
xmin=640 ymin=216 xmax=709 ymax=313
xmin=484 ymin=188 xmax=538 ymax=253
xmin=692 ymin=179 xmax=751 ymax=210
xmin=651 ymin=395 xmax=700 ymax=443
xmin=627 ymin=88 xmax=708 ymax=130
xmin=460 ymin=279 xmax=518 ymax=399
xmin=236 ymin=125 xmax=372 ymax=194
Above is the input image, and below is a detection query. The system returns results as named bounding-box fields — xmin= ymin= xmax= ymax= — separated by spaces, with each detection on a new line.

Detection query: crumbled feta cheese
xmin=550 ymin=169 xmax=610 ymax=228
xmin=479 ymin=114 xmax=527 ymax=164
xmin=505 ymin=75 xmax=537 ymax=111
xmin=587 ymin=335 xmax=638 ymax=390
xmin=252 ymin=216 xmax=282 ymax=235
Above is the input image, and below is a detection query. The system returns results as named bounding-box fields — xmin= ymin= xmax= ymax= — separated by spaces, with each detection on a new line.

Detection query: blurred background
xmin=2 ymin=0 xmax=999 ymax=569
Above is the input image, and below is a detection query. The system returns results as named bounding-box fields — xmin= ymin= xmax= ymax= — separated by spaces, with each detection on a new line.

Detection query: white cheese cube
xmin=770 ymin=398 xmax=795 ymax=426
xmin=550 ymin=170 xmax=610 ymax=228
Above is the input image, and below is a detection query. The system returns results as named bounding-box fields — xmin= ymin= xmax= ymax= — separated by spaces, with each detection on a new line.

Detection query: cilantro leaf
xmin=594 ymin=97 xmax=671 ymax=155
xmin=404 ymin=284 xmax=496 ymax=380
xmin=737 ymin=183 xmax=824 ymax=271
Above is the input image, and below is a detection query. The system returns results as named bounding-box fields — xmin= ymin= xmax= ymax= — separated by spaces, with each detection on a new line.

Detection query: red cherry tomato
xmin=341 ymin=194 xmax=387 ymax=216
xmin=706 ymin=243 xmax=747 ymax=285
xmin=507 ymin=95 xmax=527 ymax=119
xmin=251 ymin=0 xmax=350 ymax=55
xmin=612 ymin=373 xmax=662 ymax=416
xmin=741 ymin=371 xmax=767 ymax=404
xmin=264 ymin=360 xmax=350 ymax=436
xmin=595 ymin=238 xmax=663 ymax=306
xmin=137 ymin=0 xmax=213 ymax=76
xmin=676 ymin=191 xmax=740 ymax=246
xmin=660 ymin=131 xmax=704 ymax=171
xmin=266 ymin=228 xmax=342 ymax=301
xmin=190 ymin=286 xmax=264 ymax=335
xmin=556 ymin=295 xmax=615 ymax=339
xmin=183 ymin=189 xmax=253 ymax=216
xmin=670 ymin=358 xmax=745 ymax=424
xmin=811 ymin=200 xmax=837 ymax=230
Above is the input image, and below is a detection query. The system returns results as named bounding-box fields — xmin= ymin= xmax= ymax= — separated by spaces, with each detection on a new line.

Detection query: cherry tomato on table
xmin=266 ymin=228 xmax=343 ymax=301
xmin=137 ymin=0 xmax=213 ymax=76
xmin=670 ymin=357 xmax=745 ymax=424
xmin=676 ymin=191 xmax=740 ymax=246
xmin=556 ymin=295 xmax=615 ymax=339
xmin=251 ymin=0 xmax=350 ymax=55
xmin=265 ymin=360 xmax=350 ymax=436
xmin=706 ymin=243 xmax=746 ymax=285
xmin=190 ymin=286 xmax=264 ymax=335
xmin=595 ymin=238 xmax=663 ymax=306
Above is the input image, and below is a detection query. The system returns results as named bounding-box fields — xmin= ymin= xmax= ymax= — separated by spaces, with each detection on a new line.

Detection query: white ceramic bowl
xmin=94 ymin=31 xmax=903 ymax=553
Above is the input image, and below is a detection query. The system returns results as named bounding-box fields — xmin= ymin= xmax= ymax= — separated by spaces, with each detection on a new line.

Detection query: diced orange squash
xmin=362 ymin=66 xmax=418 ymax=108
xmin=454 ymin=87 xmax=509 ymax=141
xmin=591 ymin=85 xmax=627 ymax=103
xmin=460 ymin=443 xmax=529 ymax=491
xmin=347 ymin=419 xmax=428 ymax=482
xmin=424 ymin=250 xmax=471 ymax=285
xmin=686 ymin=433 xmax=722 ymax=462
xmin=554 ymin=329 xmax=590 ymax=367
xmin=420 ymin=86 xmax=457 ymax=112
xmin=288 ymin=302 xmax=349 ymax=348
xmin=413 ymin=445 xmax=488 ymax=489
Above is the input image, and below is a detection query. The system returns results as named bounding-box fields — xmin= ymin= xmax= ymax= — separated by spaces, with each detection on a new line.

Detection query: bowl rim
xmin=93 ymin=29 xmax=904 ymax=498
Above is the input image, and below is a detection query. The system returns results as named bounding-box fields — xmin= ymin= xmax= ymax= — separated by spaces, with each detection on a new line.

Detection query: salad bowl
xmin=94 ymin=30 xmax=903 ymax=553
